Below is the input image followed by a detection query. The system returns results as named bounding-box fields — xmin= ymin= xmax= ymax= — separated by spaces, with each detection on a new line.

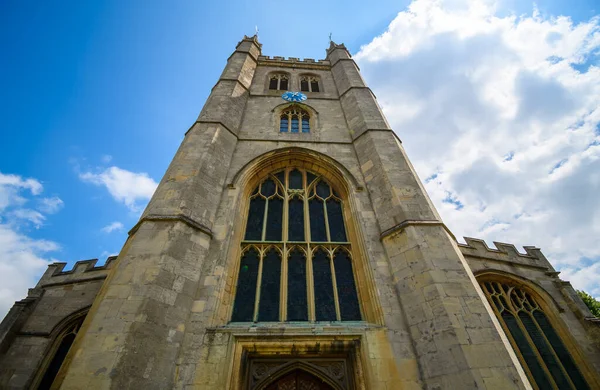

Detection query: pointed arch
xmin=223 ymin=152 xmax=384 ymax=326
xmin=31 ymin=307 xmax=89 ymax=390
xmin=476 ymin=271 xmax=599 ymax=389
xmin=228 ymin=147 xmax=362 ymax=192
xmin=254 ymin=362 xmax=344 ymax=390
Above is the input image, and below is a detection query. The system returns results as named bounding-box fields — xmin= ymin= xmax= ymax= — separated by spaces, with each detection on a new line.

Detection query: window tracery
xmin=231 ymin=168 xmax=361 ymax=323
xmin=280 ymin=107 xmax=310 ymax=133
xmin=300 ymin=75 xmax=320 ymax=92
xmin=480 ymin=279 xmax=589 ymax=390
xmin=269 ymin=73 xmax=289 ymax=91
xmin=36 ymin=315 xmax=85 ymax=390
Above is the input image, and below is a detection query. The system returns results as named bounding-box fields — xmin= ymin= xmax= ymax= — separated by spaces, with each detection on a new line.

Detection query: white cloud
xmin=79 ymin=166 xmax=158 ymax=212
xmin=38 ymin=196 xmax=64 ymax=214
xmin=10 ymin=209 xmax=46 ymax=228
xmin=356 ymin=0 xmax=600 ymax=297
xmin=101 ymin=154 xmax=113 ymax=164
xmin=101 ymin=221 xmax=124 ymax=233
xmin=0 ymin=172 xmax=61 ymax=317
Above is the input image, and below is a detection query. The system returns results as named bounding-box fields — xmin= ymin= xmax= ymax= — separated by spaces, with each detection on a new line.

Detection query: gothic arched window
xmin=300 ymin=75 xmax=320 ymax=92
xmin=231 ymin=168 xmax=361 ymax=323
xmin=36 ymin=315 xmax=86 ymax=390
xmin=480 ymin=279 xmax=590 ymax=390
xmin=280 ymin=107 xmax=310 ymax=133
xmin=269 ymin=73 xmax=289 ymax=91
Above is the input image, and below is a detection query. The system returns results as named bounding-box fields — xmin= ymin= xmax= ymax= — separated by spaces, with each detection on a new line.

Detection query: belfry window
xmin=480 ymin=280 xmax=590 ymax=390
xmin=269 ymin=73 xmax=289 ymax=90
xmin=231 ymin=168 xmax=361 ymax=323
xmin=300 ymin=75 xmax=320 ymax=92
xmin=280 ymin=107 xmax=310 ymax=133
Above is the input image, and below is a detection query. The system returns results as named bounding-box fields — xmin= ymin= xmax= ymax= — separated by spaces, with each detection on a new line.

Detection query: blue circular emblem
xmin=282 ymin=91 xmax=307 ymax=102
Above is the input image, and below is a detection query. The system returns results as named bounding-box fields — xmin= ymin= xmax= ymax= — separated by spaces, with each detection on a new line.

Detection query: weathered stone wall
xmin=0 ymin=258 xmax=115 ymax=389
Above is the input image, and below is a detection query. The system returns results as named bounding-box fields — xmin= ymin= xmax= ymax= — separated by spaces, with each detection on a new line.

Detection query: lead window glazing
xmin=231 ymin=168 xmax=361 ymax=323
xmin=480 ymin=280 xmax=589 ymax=390
xmin=280 ymin=107 xmax=310 ymax=133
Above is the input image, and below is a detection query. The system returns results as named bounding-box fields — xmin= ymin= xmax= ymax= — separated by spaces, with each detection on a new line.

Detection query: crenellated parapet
xmin=35 ymin=256 xmax=117 ymax=288
xmin=257 ymin=55 xmax=331 ymax=70
xmin=458 ymin=237 xmax=556 ymax=271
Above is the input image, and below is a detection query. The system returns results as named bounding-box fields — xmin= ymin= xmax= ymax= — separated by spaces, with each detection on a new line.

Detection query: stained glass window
xmin=231 ymin=168 xmax=361 ymax=323
xmin=279 ymin=107 xmax=310 ymax=133
xmin=480 ymin=280 xmax=590 ymax=390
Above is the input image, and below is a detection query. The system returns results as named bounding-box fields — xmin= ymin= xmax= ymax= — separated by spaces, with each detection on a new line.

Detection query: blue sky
xmin=1 ymin=0 xmax=599 ymax=316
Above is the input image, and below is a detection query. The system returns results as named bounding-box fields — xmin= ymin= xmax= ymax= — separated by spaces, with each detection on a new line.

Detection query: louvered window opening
xmin=231 ymin=168 xmax=361 ymax=323
xmin=269 ymin=74 xmax=289 ymax=91
xmin=480 ymin=281 xmax=589 ymax=390
xmin=280 ymin=107 xmax=310 ymax=133
xmin=300 ymin=76 xmax=320 ymax=92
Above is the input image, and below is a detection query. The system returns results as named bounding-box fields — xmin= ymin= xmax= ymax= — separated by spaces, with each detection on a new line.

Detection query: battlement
xmin=257 ymin=55 xmax=331 ymax=69
xmin=35 ymin=256 xmax=117 ymax=288
xmin=458 ymin=237 xmax=556 ymax=271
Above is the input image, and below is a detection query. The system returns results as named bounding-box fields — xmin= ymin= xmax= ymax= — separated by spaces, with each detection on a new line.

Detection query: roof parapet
xmin=459 ymin=237 xmax=555 ymax=271
xmin=257 ymin=55 xmax=331 ymax=69
xmin=36 ymin=256 xmax=117 ymax=288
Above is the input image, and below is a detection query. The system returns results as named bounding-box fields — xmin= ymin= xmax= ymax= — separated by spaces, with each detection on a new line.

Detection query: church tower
xmin=4 ymin=36 xmax=600 ymax=390
xmin=54 ymin=34 xmax=527 ymax=389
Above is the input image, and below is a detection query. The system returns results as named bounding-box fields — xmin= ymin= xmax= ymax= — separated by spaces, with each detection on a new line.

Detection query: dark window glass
xmin=280 ymin=78 xmax=288 ymax=90
xmin=261 ymin=179 xmax=276 ymax=197
xmin=309 ymin=198 xmax=327 ymax=242
xmin=291 ymin=115 xmax=299 ymax=133
xmin=244 ymin=196 xmax=265 ymax=240
xmin=334 ymin=250 xmax=361 ymax=321
xmin=38 ymin=331 xmax=78 ymax=390
xmin=258 ymin=248 xmax=281 ymax=322
xmin=269 ymin=78 xmax=278 ymax=90
xmin=316 ymin=181 xmax=330 ymax=198
xmin=518 ymin=312 xmax=572 ymax=389
xmin=288 ymin=198 xmax=305 ymax=241
xmin=300 ymin=79 xmax=309 ymax=91
xmin=533 ymin=311 xmax=589 ymax=389
xmin=502 ymin=311 xmax=554 ymax=389
xmin=265 ymin=197 xmax=283 ymax=241
xmin=287 ymin=249 xmax=308 ymax=321
xmin=280 ymin=116 xmax=288 ymax=132
xmin=275 ymin=171 xmax=285 ymax=185
xmin=313 ymin=249 xmax=336 ymax=321
xmin=306 ymin=172 xmax=317 ymax=187
xmin=326 ymin=199 xmax=347 ymax=242
xmin=302 ymin=117 xmax=310 ymax=133
xmin=289 ymin=169 xmax=303 ymax=189
xmin=231 ymin=248 xmax=260 ymax=321
xmin=311 ymin=80 xmax=320 ymax=92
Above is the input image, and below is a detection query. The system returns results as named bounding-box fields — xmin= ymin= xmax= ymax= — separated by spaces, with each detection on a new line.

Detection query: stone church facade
xmin=1 ymin=36 xmax=599 ymax=389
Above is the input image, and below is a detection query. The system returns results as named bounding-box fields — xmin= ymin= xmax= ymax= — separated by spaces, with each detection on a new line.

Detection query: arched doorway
xmin=264 ymin=369 xmax=335 ymax=390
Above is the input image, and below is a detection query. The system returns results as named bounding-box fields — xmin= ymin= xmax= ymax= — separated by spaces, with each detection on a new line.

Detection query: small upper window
xmin=280 ymin=107 xmax=310 ymax=133
xmin=300 ymin=76 xmax=320 ymax=92
xmin=269 ymin=74 xmax=289 ymax=91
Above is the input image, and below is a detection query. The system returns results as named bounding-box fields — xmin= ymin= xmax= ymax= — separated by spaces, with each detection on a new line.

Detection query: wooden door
xmin=264 ymin=369 xmax=335 ymax=390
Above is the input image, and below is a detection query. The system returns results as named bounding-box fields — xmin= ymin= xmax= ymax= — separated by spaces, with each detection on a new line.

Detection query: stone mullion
xmin=502 ymin=289 xmax=559 ymax=390
xmin=303 ymin=172 xmax=316 ymax=322
xmin=527 ymin=307 xmax=576 ymax=390
xmin=483 ymin=287 xmax=540 ymax=389
xmin=281 ymin=171 xmax=290 ymax=321
xmin=515 ymin=289 xmax=575 ymax=390
xmin=329 ymin=246 xmax=342 ymax=321
xmin=253 ymin=247 xmax=265 ymax=323
xmin=261 ymin=196 xmax=269 ymax=241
